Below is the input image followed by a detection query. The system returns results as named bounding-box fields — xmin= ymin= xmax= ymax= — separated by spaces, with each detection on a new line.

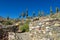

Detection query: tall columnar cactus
xmin=21 ymin=11 xmax=25 ymax=18
xmin=50 ymin=7 xmax=53 ymax=16
xmin=26 ymin=8 xmax=28 ymax=18
xmin=56 ymin=7 xmax=59 ymax=13
xmin=7 ymin=16 xmax=9 ymax=20
xmin=32 ymin=11 xmax=35 ymax=18
xmin=19 ymin=14 xmax=21 ymax=18
xmin=41 ymin=11 xmax=44 ymax=16
xmin=38 ymin=10 xmax=41 ymax=17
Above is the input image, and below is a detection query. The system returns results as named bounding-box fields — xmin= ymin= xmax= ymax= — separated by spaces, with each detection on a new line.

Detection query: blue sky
xmin=0 ymin=0 xmax=60 ymax=18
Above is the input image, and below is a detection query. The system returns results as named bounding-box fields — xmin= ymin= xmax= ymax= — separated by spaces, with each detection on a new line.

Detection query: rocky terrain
xmin=29 ymin=17 xmax=60 ymax=40
xmin=0 ymin=12 xmax=60 ymax=40
xmin=8 ymin=32 xmax=31 ymax=40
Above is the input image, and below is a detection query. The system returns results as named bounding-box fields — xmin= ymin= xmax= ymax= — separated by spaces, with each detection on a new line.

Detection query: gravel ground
xmin=15 ymin=32 xmax=31 ymax=40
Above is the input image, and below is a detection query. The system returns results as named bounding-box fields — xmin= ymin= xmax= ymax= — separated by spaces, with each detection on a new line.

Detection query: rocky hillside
xmin=29 ymin=16 xmax=60 ymax=40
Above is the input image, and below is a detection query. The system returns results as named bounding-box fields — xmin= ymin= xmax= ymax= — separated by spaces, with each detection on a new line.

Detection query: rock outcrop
xmin=29 ymin=17 xmax=60 ymax=40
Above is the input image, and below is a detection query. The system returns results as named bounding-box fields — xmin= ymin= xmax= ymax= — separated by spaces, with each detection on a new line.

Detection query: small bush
xmin=20 ymin=23 xmax=29 ymax=32
xmin=4 ymin=20 xmax=13 ymax=25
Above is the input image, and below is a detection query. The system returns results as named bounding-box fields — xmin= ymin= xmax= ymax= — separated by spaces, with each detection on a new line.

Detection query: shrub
xmin=4 ymin=20 xmax=13 ymax=25
xmin=20 ymin=23 xmax=29 ymax=32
